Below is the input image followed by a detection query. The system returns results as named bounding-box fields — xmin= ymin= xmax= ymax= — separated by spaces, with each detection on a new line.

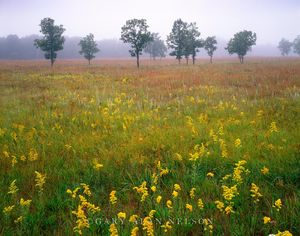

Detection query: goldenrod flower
xmin=80 ymin=183 xmax=92 ymax=196
xmin=133 ymin=181 xmax=148 ymax=202
xmin=186 ymin=203 xmax=193 ymax=212
xmin=156 ymin=195 xmax=162 ymax=204
xmin=129 ymin=214 xmax=138 ymax=223
xmin=198 ymin=198 xmax=204 ymax=209
xmin=14 ymin=216 xmax=23 ymax=224
xmin=161 ymin=221 xmax=172 ymax=232
xmin=215 ymin=200 xmax=224 ymax=212
xmin=234 ymin=138 xmax=241 ymax=148
xmin=109 ymin=190 xmax=117 ymax=205
xmin=150 ymin=186 xmax=156 ymax=192
xmin=222 ymin=185 xmax=238 ymax=201
xmin=275 ymin=230 xmax=292 ymax=236
xmin=93 ymin=160 xmax=103 ymax=170
xmin=225 ymin=205 xmax=234 ymax=215
xmin=3 ymin=205 xmax=15 ymax=215
xmin=35 ymin=171 xmax=46 ymax=193
xmin=8 ymin=179 xmax=18 ymax=195
xmin=250 ymin=183 xmax=263 ymax=203
xmin=130 ymin=227 xmax=139 ymax=236
xmin=142 ymin=216 xmax=154 ymax=236
xmin=117 ymin=212 xmax=126 ymax=220
xmin=109 ymin=223 xmax=118 ymax=236
xmin=263 ymin=216 xmax=271 ymax=224
xmin=67 ymin=187 xmax=80 ymax=198
xmin=207 ymin=172 xmax=214 ymax=178
xmin=190 ymin=187 xmax=196 ymax=199
xmin=20 ymin=198 xmax=32 ymax=207
xmin=172 ymin=190 xmax=178 ymax=198
xmin=174 ymin=184 xmax=181 ymax=191
xmin=149 ymin=210 xmax=156 ymax=218
xmin=166 ymin=200 xmax=172 ymax=209
xmin=269 ymin=122 xmax=279 ymax=133
xmin=273 ymin=199 xmax=282 ymax=211
xmin=261 ymin=166 xmax=269 ymax=175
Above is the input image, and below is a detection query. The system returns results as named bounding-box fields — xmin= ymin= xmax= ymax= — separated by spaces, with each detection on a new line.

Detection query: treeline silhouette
xmin=0 ymin=35 xmax=131 ymax=60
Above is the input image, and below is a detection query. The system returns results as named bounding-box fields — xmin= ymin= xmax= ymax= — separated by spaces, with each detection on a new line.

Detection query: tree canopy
xmin=34 ymin=18 xmax=65 ymax=67
xmin=144 ymin=33 xmax=167 ymax=60
xmin=204 ymin=36 xmax=217 ymax=63
xmin=79 ymin=34 xmax=100 ymax=64
xmin=225 ymin=30 xmax=256 ymax=64
xmin=278 ymin=38 xmax=293 ymax=56
xmin=120 ymin=19 xmax=153 ymax=68
xmin=293 ymin=36 xmax=300 ymax=56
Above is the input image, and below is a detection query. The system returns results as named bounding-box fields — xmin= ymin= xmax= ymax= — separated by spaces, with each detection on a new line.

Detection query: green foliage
xmin=167 ymin=19 xmax=203 ymax=65
xmin=278 ymin=38 xmax=293 ymax=56
xmin=204 ymin=36 xmax=217 ymax=63
xmin=293 ymin=36 xmax=300 ymax=55
xmin=144 ymin=33 xmax=167 ymax=60
xmin=225 ymin=30 xmax=257 ymax=63
xmin=34 ymin=18 xmax=65 ymax=67
xmin=167 ymin=19 xmax=188 ymax=63
xmin=79 ymin=34 xmax=100 ymax=64
xmin=120 ymin=19 xmax=153 ymax=68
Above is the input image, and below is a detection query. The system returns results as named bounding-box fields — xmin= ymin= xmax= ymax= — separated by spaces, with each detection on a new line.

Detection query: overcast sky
xmin=0 ymin=0 xmax=299 ymax=44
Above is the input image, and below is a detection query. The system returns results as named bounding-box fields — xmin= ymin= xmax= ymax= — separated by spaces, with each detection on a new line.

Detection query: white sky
xmin=0 ymin=0 xmax=299 ymax=44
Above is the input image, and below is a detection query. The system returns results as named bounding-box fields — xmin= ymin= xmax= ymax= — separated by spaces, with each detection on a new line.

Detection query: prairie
xmin=0 ymin=58 xmax=299 ymax=235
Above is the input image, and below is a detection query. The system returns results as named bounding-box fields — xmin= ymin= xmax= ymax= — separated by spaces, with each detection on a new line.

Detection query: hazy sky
xmin=0 ymin=0 xmax=299 ymax=44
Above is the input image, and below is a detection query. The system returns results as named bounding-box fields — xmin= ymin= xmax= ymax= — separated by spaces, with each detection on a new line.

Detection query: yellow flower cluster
xmin=250 ymin=183 xmax=263 ymax=203
xmin=110 ymin=190 xmax=117 ymax=205
xmin=133 ymin=181 xmax=149 ymax=202
xmin=35 ymin=171 xmax=46 ymax=193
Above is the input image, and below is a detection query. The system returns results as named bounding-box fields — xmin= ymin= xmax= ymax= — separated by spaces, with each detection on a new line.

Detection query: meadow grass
xmin=0 ymin=59 xmax=299 ymax=235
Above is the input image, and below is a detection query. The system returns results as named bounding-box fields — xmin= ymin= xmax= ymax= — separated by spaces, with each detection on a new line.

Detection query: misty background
xmin=0 ymin=0 xmax=300 ymax=59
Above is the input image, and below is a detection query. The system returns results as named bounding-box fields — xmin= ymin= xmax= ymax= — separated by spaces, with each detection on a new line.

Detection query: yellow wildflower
xmin=149 ymin=210 xmax=156 ymax=218
xmin=261 ymin=166 xmax=269 ymax=175
xmin=161 ymin=221 xmax=172 ymax=232
xmin=130 ymin=227 xmax=139 ymax=236
xmin=275 ymin=230 xmax=292 ymax=236
xmin=174 ymin=184 xmax=181 ymax=191
xmin=190 ymin=187 xmax=196 ymax=199
xmin=129 ymin=214 xmax=138 ymax=223
xmin=110 ymin=190 xmax=117 ymax=205
xmin=269 ymin=122 xmax=279 ymax=133
xmin=67 ymin=187 xmax=80 ymax=198
xmin=225 ymin=205 xmax=234 ymax=215
xmin=80 ymin=183 xmax=92 ymax=196
xmin=172 ymin=190 xmax=178 ymax=198
xmin=109 ymin=223 xmax=118 ymax=236
xmin=166 ymin=200 xmax=172 ymax=209
xmin=133 ymin=181 xmax=149 ymax=202
xmin=150 ymin=186 xmax=156 ymax=192
xmin=222 ymin=185 xmax=238 ymax=201
xmin=273 ymin=199 xmax=282 ymax=211
xmin=3 ymin=205 xmax=15 ymax=214
xmin=8 ymin=179 xmax=19 ymax=195
xmin=186 ymin=203 xmax=193 ymax=212
xmin=143 ymin=216 xmax=154 ymax=236
xmin=29 ymin=148 xmax=38 ymax=161
xmin=117 ymin=212 xmax=126 ymax=219
xmin=207 ymin=172 xmax=214 ymax=178
xmin=198 ymin=198 xmax=204 ymax=209
xmin=203 ymin=218 xmax=213 ymax=234
xmin=20 ymin=198 xmax=32 ymax=207
xmin=93 ymin=160 xmax=104 ymax=170
xmin=14 ymin=216 xmax=23 ymax=224
xmin=263 ymin=216 xmax=271 ymax=224
xmin=250 ymin=183 xmax=263 ymax=203
xmin=35 ymin=171 xmax=46 ymax=193
xmin=235 ymin=138 xmax=241 ymax=148
xmin=156 ymin=195 xmax=162 ymax=204
xmin=215 ymin=200 xmax=224 ymax=212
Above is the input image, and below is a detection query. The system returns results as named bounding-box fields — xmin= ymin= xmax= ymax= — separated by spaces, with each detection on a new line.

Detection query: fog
xmin=0 ymin=0 xmax=299 ymax=58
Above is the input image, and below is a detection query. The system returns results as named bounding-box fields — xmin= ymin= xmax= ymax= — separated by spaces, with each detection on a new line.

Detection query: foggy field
xmin=0 ymin=59 xmax=300 ymax=235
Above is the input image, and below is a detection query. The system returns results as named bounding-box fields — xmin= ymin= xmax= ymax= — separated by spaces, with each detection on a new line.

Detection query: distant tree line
xmin=1 ymin=17 xmax=299 ymax=67
xmin=278 ymin=37 xmax=300 ymax=56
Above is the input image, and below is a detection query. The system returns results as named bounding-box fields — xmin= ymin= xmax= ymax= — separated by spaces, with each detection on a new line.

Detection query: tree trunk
xmin=192 ymin=56 xmax=195 ymax=65
xmin=136 ymin=54 xmax=140 ymax=68
xmin=88 ymin=59 xmax=91 ymax=65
